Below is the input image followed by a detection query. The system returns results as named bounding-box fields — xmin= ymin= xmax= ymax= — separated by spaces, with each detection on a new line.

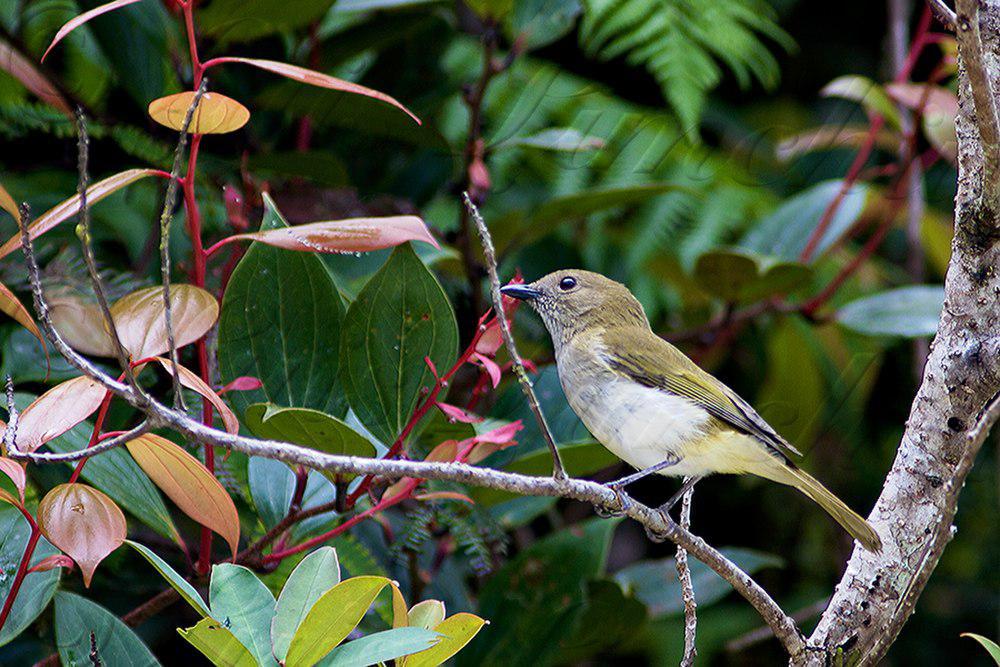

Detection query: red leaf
xmin=208 ymin=57 xmax=421 ymax=125
xmin=474 ymin=420 xmax=523 ymax=445
xmin=474 ymin=323 xmax=502 ymax=356
xmin=219 ymin=216 xmax=438 ymax=254
xmin=0 ymin=281 xmax=46 ymax=356
xmin=218 ymin=376 xmax=263 ymax=394
xmin=28 ymin=554 xmax=75 ymax=573
xmin=415 ymin=491 xmax=474 ymax=504
xmin=0 ymin=457 xmax=26 ymax=502
xmin=151 ymin=357 xmax=239 ymax=434
xmin=37 ymin=483 xmax=126 ymax=586
xmin=41 ymin=0 xmax=144 ymax=62
xmin=473 ymin=353 xmax=502 ymax=388
xmin=0 ymin=38 xmax=71 ymax=114
xmin=3 ymin=376 xmax=106 ymax=453
xmin=436 ymin=402 xmax=483 ymax=424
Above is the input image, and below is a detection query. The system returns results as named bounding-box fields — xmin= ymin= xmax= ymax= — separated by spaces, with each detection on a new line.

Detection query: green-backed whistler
xmin=501 ymin=270 xmax=881 ymax=552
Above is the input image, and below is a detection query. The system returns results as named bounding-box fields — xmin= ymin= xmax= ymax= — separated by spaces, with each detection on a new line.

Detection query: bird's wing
xmin=600 ymin=327 xmax=802 ymax=461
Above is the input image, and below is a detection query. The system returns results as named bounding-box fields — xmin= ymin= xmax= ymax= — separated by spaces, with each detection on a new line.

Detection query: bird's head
xmin=500 ymin=269 xmax=649 ymax=345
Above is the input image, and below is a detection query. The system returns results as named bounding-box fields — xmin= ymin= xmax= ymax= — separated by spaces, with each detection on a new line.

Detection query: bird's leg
xmin=597 ymin=455 xmax=680 ymax=518
xmin=645 ymin=476 xmax=702 ymax=542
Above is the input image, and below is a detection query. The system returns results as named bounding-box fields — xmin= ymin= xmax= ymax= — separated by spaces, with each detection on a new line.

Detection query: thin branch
xmin=726 ymin=596 xmax=831 ymax=653
xmin=12 ymin=421 xmax=151 ymax=463
xmin=159 ymin=78 xmax=208 ymax=411
xmin=73 ymin=112 xmax=144 ymax=398
xmin=928 ymin=0 xmax=957 ymax=31
xmin=464 ymin=192 xmax=567 ymax=480
xmin=955 ymin=0 xmax=1000 ymax=206
xmin=675 ymin=480 xmax=698 ymax=667
xmin=2 ymin=375 xmax=17 ymax=457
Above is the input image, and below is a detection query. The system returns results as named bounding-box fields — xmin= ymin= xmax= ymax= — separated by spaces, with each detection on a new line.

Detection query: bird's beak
xmin=500 ymin=283 xmax=541 ymax=301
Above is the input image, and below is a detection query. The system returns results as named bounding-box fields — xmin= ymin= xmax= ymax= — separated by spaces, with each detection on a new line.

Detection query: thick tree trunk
xmin=798 ymin=3 xmax=1000 ymax=664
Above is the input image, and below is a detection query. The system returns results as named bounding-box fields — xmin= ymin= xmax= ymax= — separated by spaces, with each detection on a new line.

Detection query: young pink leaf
xmin=41 ymin=0 xmax=144 ymax=62
xmin=152 ymin=357 xmax=239 ymax=434
xmin=436 ymin=402 xmax=483 ymax=424
xmin=110 ymin=285 xmax=218 ymax=358
xmin=474 ymin=323 xmax=502 ymax=356
xmin=474 ymin=420 xmax=523 ymax=445
xmin=0 ymin=281 xmax=46 ymax=355
xmin=4 ymin=376 xmax=106 ymax=452
xmin=0 ymin=38 xmax=71 ymax=114
xmin=473 ymin=353 xmax=502 ymax=388
xmin=0 ymin=457 xmax=26 ymax=502
xmin=218 ymin=376 xmax=263 ymax=394
xmin=37 ymin=483 xmax=126 ymax=586
xmin=125 ymin=434 xmax=240 ymax=556
xmin=0 ymin=169 xmax=163 ymax=259
xmin=208 ymin=57 xmax=421 ymax=125
xmin=28 ymin=554 xmax=75 ymax=573
xmin=415 ymin=491 xmax=474 ymax=504
xmin=217 ymin=216 xmax=438 ymax=254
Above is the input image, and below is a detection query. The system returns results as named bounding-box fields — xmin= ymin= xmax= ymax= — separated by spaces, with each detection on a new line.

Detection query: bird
xmin=500 ymin=269 xmax=882 ymax=552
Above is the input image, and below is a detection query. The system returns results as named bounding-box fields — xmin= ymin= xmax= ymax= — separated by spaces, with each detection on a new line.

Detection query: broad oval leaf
xmin=320 ymin=627 xmax=442 ymax=667
xmin=179 ymin=617 xmax=257 ymax=667
xmin=0 ymin=282 xmax=45 ymax=355
xmin=49 ymin=290 xmax=115 ymax=356
xmin=402 ymin=613 xmax=486 ymax=667
xmin=126 ymin=540 xmax=211 ymax=617
xmin=341 ymin=243 xmax=458 ymax=444
xmin=211 ymin=57 xmax=421 ymax=124
xmin=836 ymin=285 xmax=944 ymax=338
xmin=693 ymin=248 xmax=811 ymax=303
xmin=148 ymin=91 xmax=250 ymax=134
xmin=218 ymin=194 xmax=348 ymax=417
xmin=209 ymin=564 xmax=277 ymax=666
xmin=244 ymin=404 xmax=376 ymax=459
xmin=54 ymin=591 xmax=159 ymax=667
xmin=152 ymin=357 xmax=239 ymax=434
xmin=285 ymin=575 xmax=394 ymax=667
xmin=271 ymin=547 xmax=341 ymax=661
xmin=110 ymin=285 xmax=218 ymax=359
xmin=41 ymin=0 xmax=144 ymax=62
xmin=7 ymin=376 xmax=106 ymax=453
xmin=221 ymin=216 xmax=438 ymax=254
xmin=125 ymin=434 xmax=240 ymax=556
xmin=0 ymin=505 xmax=60 ymax=647
xmin=407 ymin=600 xmax=446 ymax=630
xmin=37 ymin=483 xmax=126 ymax=586
xmin=0 ymin=169 xmax=162 ymax=259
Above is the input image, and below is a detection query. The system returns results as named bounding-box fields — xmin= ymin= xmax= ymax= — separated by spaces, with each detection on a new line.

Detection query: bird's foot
xmin=595 ymin=483 xmax=632 ymax=518
xmin=643 ymin=509 xmax=673 ymax=543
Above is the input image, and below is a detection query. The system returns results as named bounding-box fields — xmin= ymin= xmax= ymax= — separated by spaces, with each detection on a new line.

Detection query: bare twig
xmin=16 ymin=422 xmax=151 ymax=463
xmin=955 ymin=0 xmax=1000 ymax=206
xmin=675 ymin=480 xmax=698 ymax=667
xmin=159 ymin=78 xmax=208 ymax=410
xmin=726 ymin=597 xmax=831 ymax=653
xmin=464 ymin=192 xmax=567 ymax=480
xmin=73 ymin=112 xmax=144 ymax=398
xmin=2 ymin=375 xmax=17 ymax=457
xmin=928 ymin=0 xmax=957 ymax=30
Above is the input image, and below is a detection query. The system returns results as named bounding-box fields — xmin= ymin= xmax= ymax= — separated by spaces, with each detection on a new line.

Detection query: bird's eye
xmin=559 ymin=276 xmax=577 ymax=291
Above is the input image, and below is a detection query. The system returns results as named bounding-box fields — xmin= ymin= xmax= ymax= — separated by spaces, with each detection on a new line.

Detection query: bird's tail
xmin=757 ymin=461 xmax=882 ymax=552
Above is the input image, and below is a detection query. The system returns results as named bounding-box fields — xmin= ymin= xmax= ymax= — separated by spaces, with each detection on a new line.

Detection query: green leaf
xmin=500 ymin=127 xmax=601 ymax=152
xmin=693 ymin=248 xmax=811 ymax=303
xmin=272 ymin=547 xmax=342 ymax=661
xmin=245 ymin=404 xmax=376 ymax=461
xmin=756 ymin=317 xmax=825 ymax=448
xmin=340 ymin=244 xmax=458 ymax=444
xmin=740 ymin=180 xmax=869 ymax=262
xmin=836 ymin=286 xmax=944 ymax=338
xmin=460 ymin=518 xmax=617 ymax=666
xmin=125 ymin=540 xmax=211 ymax=617
xmin=0 ymin=506 xmax=60 ymax=647
xmin=1 ymin=327 xmax=79 ymax=383
xmin=248 ymin=456 xmax=296 ymax=529
xmin=319 ymin=627 xmax=441 ymax=666
xmin=505 ymin=0 xmax=581 ymax=49
xmin=614 ymin=547 xmax=783 ymax=618
xmin=962 ymin=633 xmax=1000 ymax=664
xmin=822 ymin=75 xmax=901 ymax=129
xmin=286 ymin=575 xmax=394 ymax=667
xmin=199 ymin=0 xmax=335 ymax=42
xmin=54 ymin=592 xmax=159 ymax=666
xmin=245 ymin=151 xmax=348 ymax=188
xmin=210 ymin=564 xmax=278 ymax=666
xmin=218 ymin=193 xmax=348 ymax=418
xmin=557 ymin=580 xmax=646 ymax=663
xmin=43 ymin=419 xmax=182 ymax=545
xmin=403 ymin=614 xmax=486 ymax=667
xmin=179 ymin=617 xmax=258 ymax=667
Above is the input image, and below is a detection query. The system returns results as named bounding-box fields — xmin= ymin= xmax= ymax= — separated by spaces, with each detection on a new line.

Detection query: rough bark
xmin=800 ymin=3 xmax=1000 ymax=663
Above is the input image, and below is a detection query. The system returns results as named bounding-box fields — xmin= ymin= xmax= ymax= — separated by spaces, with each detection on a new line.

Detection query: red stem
xmin=0 ymin=508 xmax=41 ymax=634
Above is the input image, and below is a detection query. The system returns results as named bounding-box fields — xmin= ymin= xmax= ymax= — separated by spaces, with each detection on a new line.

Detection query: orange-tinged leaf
xmin=222 ymin=216 xmax=438 ymax=254
xmin=0 ymin=38 xmax=71 ymax=114
xmin=0 ymin=487 xmax=20 ymax=507
xmin=415 ymin=491 xmax=474 ymax=504
xmin=211 ymin=57 xmax=421 ymax=125
xmin=41 ymin=0 xmax=144 ymax=62
xmin=28 ymin=554 xmax=75 ymax=573
xmin=37 ymin=483 xmax=126 ymax=586
xmin=391 ymin=583 xmax=409 ymax=629
xmin=3 ymin=376 xmax=106 ymax=452
xmin=49 ymin=290 xmax=116 ymax=356
xmin=109 ymin=285 xmax=218 ymax=359
xmin=0 ymin=182 xmax=19 ymax=222
xmin=0 ymin=457 xmax=26 ymax=502
xmin=148 ymin=91 xmax=250 ymax=134
xmin=402 ymin=613 xmax=487 ymax=667
xmin=0 ymin=281 xmax=46 ymax=355
xmin=0 ymin=169 xmax=162 ymax=259
xmin=125 ymin=434 xmax=239 ymax=556
xmin=152 ymin=357 xmax=238 ymax=434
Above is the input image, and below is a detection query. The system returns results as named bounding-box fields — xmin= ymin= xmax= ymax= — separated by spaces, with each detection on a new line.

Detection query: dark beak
xmin=500 ymin=283 xmax=541 ymax=301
